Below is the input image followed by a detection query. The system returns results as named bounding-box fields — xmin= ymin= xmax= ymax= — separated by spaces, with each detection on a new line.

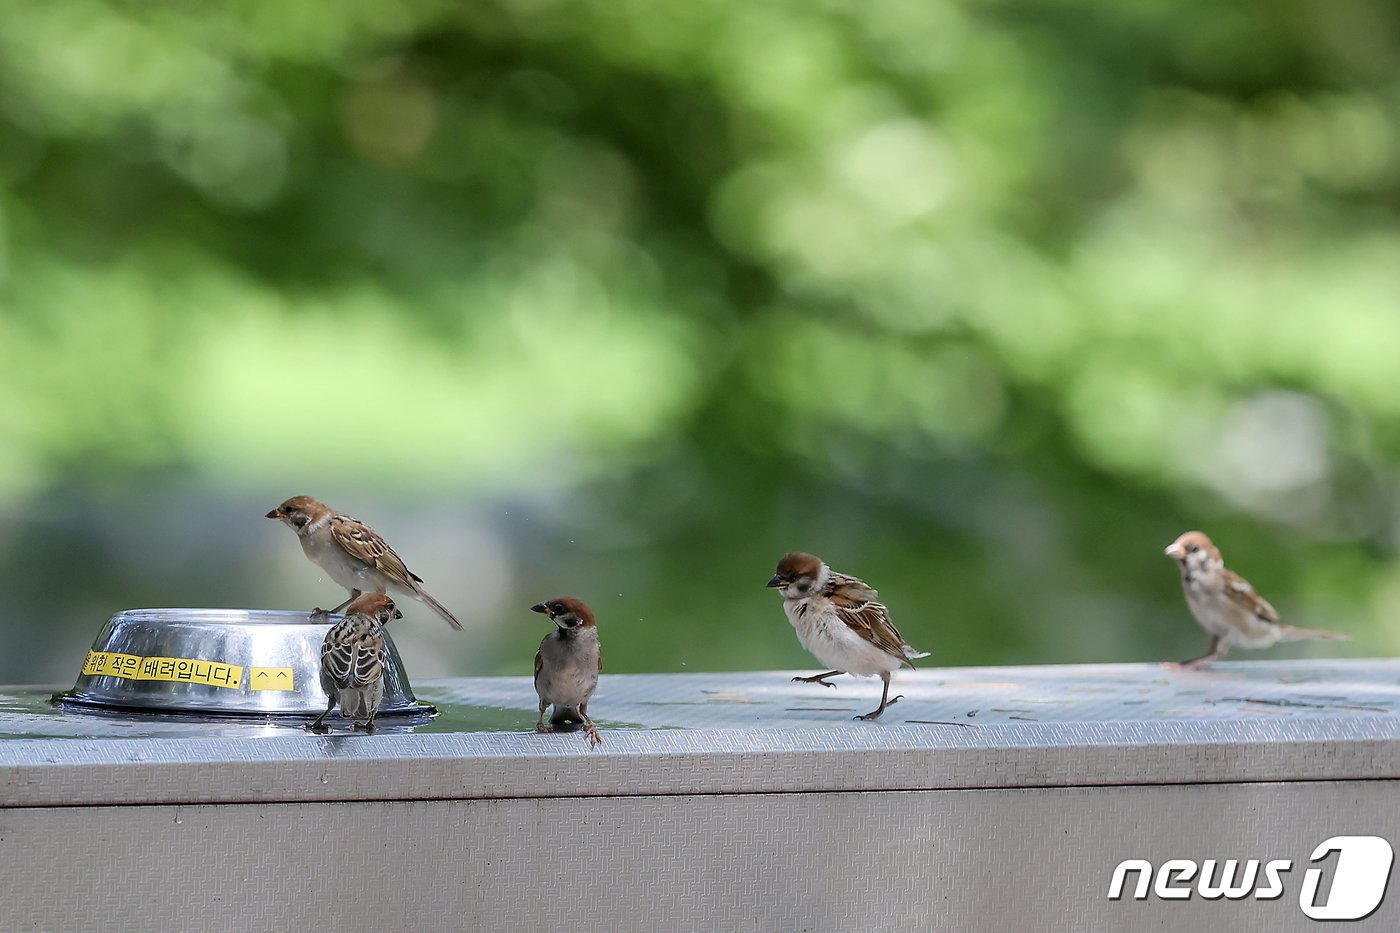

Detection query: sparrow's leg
xmin=308 ymin=697 xmax=335 ymax=733
xmin=1168 ymin=635 xmax=1227 ymax=671
xmin=535 ymin=700 xmax=551 ymax=733
xmin=855 ymin=672 xmax=903 ymax=721
xmin=582 ymin=717 xmax=602 ymax=748
xmin=327 ymin=590 xmax=363 ymax=615
xmin=577 ymin=700 xmax=602 ymax=746
xmin=792 ymin=670 xmax=844 ymax=688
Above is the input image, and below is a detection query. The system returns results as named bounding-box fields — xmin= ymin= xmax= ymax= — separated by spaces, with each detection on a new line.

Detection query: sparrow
xmin=309 ymin=592 xmax=402 ymax=733
xmin=1164 ymin=531 xmax=1348 ymax=669
xmin=531 ymin=596 xmax=602 ymax=746
xmin=266 ymin=495 xmax=462 ymax=630
xmin=768 ymin=551 xmax=929 ymax=721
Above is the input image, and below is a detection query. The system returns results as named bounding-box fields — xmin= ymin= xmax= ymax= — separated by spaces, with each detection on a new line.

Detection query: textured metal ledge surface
xmin=7 ymin=782 xmax=1398 ymax=933
xmin=2 ymin=660 xmax=1398 ymax=807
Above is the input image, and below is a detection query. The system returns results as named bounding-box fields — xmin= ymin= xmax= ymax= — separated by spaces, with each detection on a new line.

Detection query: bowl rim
xmin=110 ymin=608 xmax=341 ymax=626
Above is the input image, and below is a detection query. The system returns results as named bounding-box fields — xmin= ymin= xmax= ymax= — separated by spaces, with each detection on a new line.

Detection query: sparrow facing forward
xmin=531 ymin=596 xmax=602 ymax=746
xmin=1164 ymin=531 xmax=1348 ymax=669
xmin=266 ymin=496 xmax=462 ymax=630
xmin=768 ymin=552 xmax=929 ymax=721
xmin=310 ymin=592 xmax=402 ymax=733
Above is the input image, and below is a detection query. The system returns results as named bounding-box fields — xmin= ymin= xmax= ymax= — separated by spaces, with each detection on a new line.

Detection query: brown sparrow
xmin=309 ymin=592 xmax=402 ymax=733
xmin=1165 ymin=530 xmax=1348 ymax=669
xmin=531 ymin=596 xmax=602 ymax=746
xmin=767 ymin=551 xmax=929 ymax=720
xmin=266 ymin=495 xmax=462 ymax=630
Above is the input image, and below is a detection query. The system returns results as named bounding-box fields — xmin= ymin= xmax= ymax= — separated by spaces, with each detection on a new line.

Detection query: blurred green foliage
xmin=1 ymin=0 xmax=1398 ymax=685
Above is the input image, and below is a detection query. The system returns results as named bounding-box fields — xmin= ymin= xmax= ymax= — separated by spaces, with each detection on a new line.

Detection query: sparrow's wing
xmin=827 ymin=571 xmax=879 ymax=602
xmin=320 ymin=625 xmax=354 ymax=688
xmin=533 ymin=649 xmax=544 ymax=689
xmin=826 ymin=583 xmax=910 ymax=660
xmin=598 ymin=647 xmax=604 ymax=674
xmin=321 ymin=621 xmax=363 ymax=688
xmin=1221 ymin=569 xmax=1281 ymax=624
xmin=349 ymin=625 xmax=387 ymax=688
xmin=330 ymin=515 xmax=424 ymax=585
xmin=322 ymin=620 xmax=386 ymax=689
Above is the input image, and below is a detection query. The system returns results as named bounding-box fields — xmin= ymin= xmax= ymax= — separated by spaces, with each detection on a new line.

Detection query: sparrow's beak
xmin=1164 ymin=543 xmax=1185 ymax=560
xmin=265 ymin=509 xmax=281 ymax=520
xmin=393 ymin=609 xmax=404 ymax=620
xmin=766 ymin=575 xmax=783 ymax=588
xmin=530 ymin=603 xmax=553 ymax=618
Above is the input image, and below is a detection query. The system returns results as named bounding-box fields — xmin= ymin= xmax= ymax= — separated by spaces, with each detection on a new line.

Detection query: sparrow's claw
xmin=583 ymin=720 xmax=602 ymax=748
xmin=535 ymin=722 xmax=552 ymax=734
xmin=352 ymin=720 xmax=376 ymax=733
xmin=309 ymin=607 xmax=332 ymax=623
xmin=855 ymin=695 xmax=902 ymax=721
xmin=307 ymin=722 xmax=330 ymax=734
xmin=791 ymin=674 xmax=839 ymax=688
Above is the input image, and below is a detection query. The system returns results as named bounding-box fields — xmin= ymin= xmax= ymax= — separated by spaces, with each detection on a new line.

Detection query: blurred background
xmin=2 ymin=0 xmax=1398 ymax=685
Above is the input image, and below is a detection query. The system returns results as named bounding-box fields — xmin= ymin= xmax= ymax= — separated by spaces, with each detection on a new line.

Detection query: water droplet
xmin=173 ymin=815 xmax=182 ymax=825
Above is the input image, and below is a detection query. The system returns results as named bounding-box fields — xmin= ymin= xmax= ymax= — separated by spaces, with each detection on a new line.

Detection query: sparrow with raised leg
xmin=309 ymin=592 xmax=402 ymax=733
xmin=1164 ymin=530 xmax=1347 ymax=669
xmin=266 ymin=495 xmax=462 ymax=630
xmin=768 ymin=552 xmax=929 ymax=721
xmin=531 ymin=597 xmax=602 ymax=746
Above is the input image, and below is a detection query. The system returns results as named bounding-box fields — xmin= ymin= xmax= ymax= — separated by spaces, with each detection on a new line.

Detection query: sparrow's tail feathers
xmin=901 ymin=647 xmax=931 ymax=669
xmin=1277 ymin=624 xmax=1349 ymax=643
xmin=338 ymin=688 xmax=366 ymax=719
xmin=550 ymin=705 xmax=585 ymax=732
xmin=415 ymin=589 xmax=463 ymax=631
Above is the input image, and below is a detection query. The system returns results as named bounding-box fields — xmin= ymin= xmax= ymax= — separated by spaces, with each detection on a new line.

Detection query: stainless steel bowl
xmin=57 ymin=608 xmax=434 ymax=720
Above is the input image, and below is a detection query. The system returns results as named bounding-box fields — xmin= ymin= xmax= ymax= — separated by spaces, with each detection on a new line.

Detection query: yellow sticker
xmin=82 ymin=651 xmax=243 ymax=689
xmin=249 ymin=667 xmax=295 ymax=691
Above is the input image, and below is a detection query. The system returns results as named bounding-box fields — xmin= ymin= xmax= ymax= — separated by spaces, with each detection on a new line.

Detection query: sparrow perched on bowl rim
xmin=531 ymin=596 xmax=602 ymax=747
xmin=309 ymin=592 xmax=402 ymax=733
xmin=768 ymin=552 xmax=929 ymax=721
xmin=266 ymin=495 xmax=462 ymax=630
xmin=1164 ymin=530 xmax=1347 ymax=669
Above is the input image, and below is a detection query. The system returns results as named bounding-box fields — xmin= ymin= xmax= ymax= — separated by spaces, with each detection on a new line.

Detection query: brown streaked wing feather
xmin=1221 ymin=569 xmax=1280 ymax=624
xmin=321 ymin=620 xmax=386 ymax=689
xmin=826 ymin=583 xmax=908 ymax=660
xmin=827 ymin=571 xmax=878 ymax=601
xmin=321 ymin=632 xmax=355 ymax=688
xmin=533 ymin=650 xmax=544 ymax=687
xmin=598 ymin=648 xmax=604 ymax=674
xmin=330 ymin=515 xmax=422 ymax=586
xmin=351 ymin=627 xmax=386 ymax=688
